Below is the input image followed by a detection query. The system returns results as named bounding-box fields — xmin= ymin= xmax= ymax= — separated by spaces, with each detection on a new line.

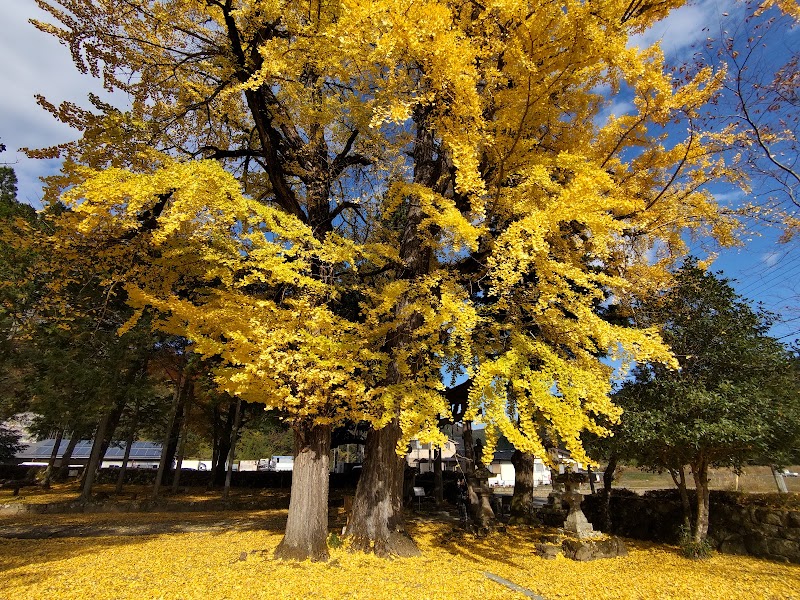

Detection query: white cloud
xmin=762 ymin=251 xmax=781 ymax=268
xmin=628 ymin=0 xmax=741 ymax=58
xmin=0 ymin=0 xmax=125 ymax=208
xmin=596 ymin=98 xmax=635 ymax=127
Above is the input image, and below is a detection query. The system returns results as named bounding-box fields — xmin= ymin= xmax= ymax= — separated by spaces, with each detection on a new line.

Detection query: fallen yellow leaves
xmin=0 ymin=513 xmax=797 ymax=599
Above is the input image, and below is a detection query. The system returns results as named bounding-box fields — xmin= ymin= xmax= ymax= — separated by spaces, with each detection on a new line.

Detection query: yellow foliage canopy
xmin=41 ymin=0 xmax=747 ymax=457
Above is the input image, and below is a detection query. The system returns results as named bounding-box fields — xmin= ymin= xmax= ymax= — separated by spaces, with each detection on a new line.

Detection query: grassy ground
xmin=0 ymin=487 xmax=799 ymax=599
xmin=612 ymin=465 xmax=800 ymax=494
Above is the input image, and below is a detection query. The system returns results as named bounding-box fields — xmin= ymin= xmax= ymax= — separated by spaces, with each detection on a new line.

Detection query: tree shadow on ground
xmin=0 ymin=508 xmax=293 ymax=575
xmin=406 ymin=518 xmax=534 ymax=571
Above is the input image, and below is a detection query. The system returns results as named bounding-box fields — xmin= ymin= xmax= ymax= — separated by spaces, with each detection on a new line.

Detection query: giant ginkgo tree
xmin=30 ymin=0 xmax=769 ymax=559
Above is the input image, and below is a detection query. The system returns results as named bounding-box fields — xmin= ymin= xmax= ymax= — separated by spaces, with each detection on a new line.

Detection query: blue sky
xmin=1 ymin=0 xmax=797 ymax=344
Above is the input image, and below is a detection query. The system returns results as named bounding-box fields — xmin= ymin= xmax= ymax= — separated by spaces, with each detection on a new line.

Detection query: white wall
xmin=488 ymin=458 xmax=552 ymax=487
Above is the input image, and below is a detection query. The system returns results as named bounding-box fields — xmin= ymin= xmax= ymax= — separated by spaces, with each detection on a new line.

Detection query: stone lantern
xmin=555 ymin=472 xmax=595 ymax=539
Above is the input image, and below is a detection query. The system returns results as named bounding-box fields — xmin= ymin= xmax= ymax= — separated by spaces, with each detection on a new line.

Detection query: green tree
xmin=0 ymin=425 xmax=22 ymax=460
xmin=614 ymin=260 xmax=800 ymax=545
xmin=0 ymin=167 xmax=20 ymax=205
xmin=0 ymin=166 xmax=42 ymax=420
xmin=236 ymin=411 xmax=293 ymax=461
xmin=0 ymin=175 xmax=167 ymax=496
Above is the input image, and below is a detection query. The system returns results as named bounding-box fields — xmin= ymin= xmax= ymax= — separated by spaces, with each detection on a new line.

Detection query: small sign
xmin=413 ymin=486 xmax=426 ymax=497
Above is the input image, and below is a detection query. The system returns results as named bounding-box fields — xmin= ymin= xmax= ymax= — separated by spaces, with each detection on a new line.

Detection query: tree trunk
xmin=79 ymin=412 xmax=111 ymax=502
xmin=223 ymin=396 xmax=242 ymax=500
xmin=211 ymin=408 xmax=221 ymax=474
xmin=79 ymin=394 xmax=127 ymax=501
xmin=115 ymin=419 xmax=137 ymax=495
xmin=433 ymin=448 xmax=443 ymax=507
xmin=601 ymin=453 xmax=617 ymax=531
xmin=211 ymin=400 xmax=236 ymax=487
xmin=275 ymin=422 xmax=332 ymax=561
xmin=96 ymin=404 xmax=126 ymax=470
xmin=346 ymin=108 xmax=439 ymax=556
xmin=603 ymin=454 xmax=617 ymax=493
xmin=54 ymin=434 xmax=79 ymax=482
xmin=42 ymin=429 xmax=63 ymax=489
xmin=163 ymin=400 xmax=185 ymax=486
xmin=152 ymin=365 xmax=187 ymax=499
xmin=692 ymin=458 xmax=711 ymax=543
xmin=346 ymin=419 xmax=420 ymax=557
xmin=670 ymin=466 xmax=692 ymax=531
xmin=510 ymin=450 xmax=536 ymax=524
xmin=462 ymin=421 xmax=495 ymax=529
xmin=172 ymin=388 xmax=192 ymax=494
xmin=587 ymin=465 xmax=596 ymax=495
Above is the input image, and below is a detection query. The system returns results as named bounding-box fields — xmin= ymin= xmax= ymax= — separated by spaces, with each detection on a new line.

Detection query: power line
xmin=737 ymin=263 xmax=800 ymax=299
xmin=736 ymin=252 xmax=800 ymax=294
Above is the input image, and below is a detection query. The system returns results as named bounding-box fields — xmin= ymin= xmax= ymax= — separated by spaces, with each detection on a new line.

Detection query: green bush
xmin=678 ymin=526 xmax=713 ymax=560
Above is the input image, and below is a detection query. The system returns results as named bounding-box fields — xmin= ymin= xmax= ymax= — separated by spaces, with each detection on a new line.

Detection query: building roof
xmin=17 ymin=439 xmax=163 ymax=461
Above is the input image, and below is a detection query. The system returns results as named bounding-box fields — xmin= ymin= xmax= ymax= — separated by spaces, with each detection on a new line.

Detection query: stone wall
xmin=582 ymin=490 xmax=800 ymax=563
xmin=710 ymin=499 xmax=800 ymax=562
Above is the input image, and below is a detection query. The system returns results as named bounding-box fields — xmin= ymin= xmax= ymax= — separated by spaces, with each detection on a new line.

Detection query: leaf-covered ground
xmin=0 ymin=509 xmax=798 ymax=599
xmin=0 ymin=483 xmax=290 ymax=506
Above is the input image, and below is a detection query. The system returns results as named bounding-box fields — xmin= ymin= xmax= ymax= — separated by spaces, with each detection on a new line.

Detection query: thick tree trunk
xmin=433 ymin=448 xmax=443 ymax=507
xmin=692 ymin=459 xmax=711 ymax=543
xmin=42 ymin=429 xmax=63 ymax=489
xmin=346 ymin=108 xmax=440 ymax=555
xmin=346 ymin=419 xmax=420 ymax=557
xmin=54 ymin=434 xmax=79 ymax=482
xmin=223 ymin=397 xmax=242 ymax=500
xmin=275 ymin=422 xmax=332 ymax=561
xmin=510 ymin=450 xmax=536 ymax=524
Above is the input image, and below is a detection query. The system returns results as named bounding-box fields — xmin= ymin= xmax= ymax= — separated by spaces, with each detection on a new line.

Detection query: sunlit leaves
xmin=2 ymin=512 xmax=800 ymax=599
xmin=36 ymin=0 xmax=759 ymax=461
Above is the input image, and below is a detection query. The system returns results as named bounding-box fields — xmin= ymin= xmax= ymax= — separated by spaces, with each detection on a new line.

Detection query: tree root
xmin=274 ymin=539 xmax=330 ymax=562
xmin=348 ymin=531 xmax=421 ymax=558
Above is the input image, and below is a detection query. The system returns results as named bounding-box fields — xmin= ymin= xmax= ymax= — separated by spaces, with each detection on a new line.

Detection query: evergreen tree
xmin=614 ymin=260 xmax=800 ymax=544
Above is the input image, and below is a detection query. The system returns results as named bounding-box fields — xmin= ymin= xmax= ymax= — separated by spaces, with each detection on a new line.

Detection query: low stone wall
xmin=710 ymin=499 xmax=800 ymax=562
xmin=582 ymin=490 xmax=800 ymax=563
